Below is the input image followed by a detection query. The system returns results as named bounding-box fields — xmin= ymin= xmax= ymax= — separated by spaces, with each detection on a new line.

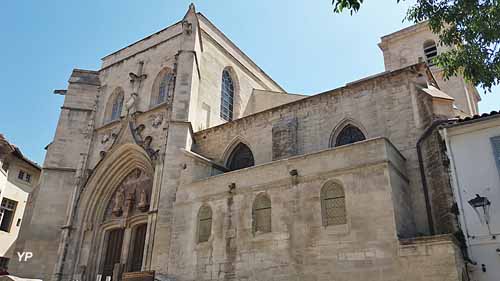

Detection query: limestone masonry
xmin=10 ymin=4 xmax=479 ymax=281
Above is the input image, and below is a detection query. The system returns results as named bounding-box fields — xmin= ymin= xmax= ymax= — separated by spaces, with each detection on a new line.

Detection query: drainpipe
xmin=416 ymin=118 xmax=457 ymax=235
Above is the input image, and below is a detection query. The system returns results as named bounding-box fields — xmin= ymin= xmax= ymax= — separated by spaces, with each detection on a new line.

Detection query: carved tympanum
xmin=104 ymin=168 xmax=153 ymax=221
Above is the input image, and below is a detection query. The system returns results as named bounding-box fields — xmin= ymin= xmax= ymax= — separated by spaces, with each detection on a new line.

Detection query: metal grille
xmin=321 ymin=182 xmax=346 ymax=226
xmin=198 ymin=205 xmax=212 ymax=243
xmin=220 ymin=70 xmax=234 ymax=121
xmin=253 ymin=195 xmax=271 ymax=234
xmin=335 ymin=125 xmax=366 ymax=147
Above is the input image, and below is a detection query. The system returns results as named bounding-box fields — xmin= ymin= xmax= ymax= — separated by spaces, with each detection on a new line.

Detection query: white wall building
xmin=441 ymin=112 xmax=500 ymax=281
xmin=0 ymin=135 xmax=40 ymax=272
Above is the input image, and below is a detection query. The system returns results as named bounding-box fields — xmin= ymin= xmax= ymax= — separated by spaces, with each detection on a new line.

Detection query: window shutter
xmin=490 ymin=136 xmax=500 ymax=172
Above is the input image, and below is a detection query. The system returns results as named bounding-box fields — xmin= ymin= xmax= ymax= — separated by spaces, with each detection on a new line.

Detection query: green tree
xmin=332 ymin=0 xmax=500 ymax=92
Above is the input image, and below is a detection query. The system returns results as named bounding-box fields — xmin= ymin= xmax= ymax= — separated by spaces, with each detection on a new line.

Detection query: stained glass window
xmin=220 ymin=70 xmax=234 ymax=121
xmin=156 ymin=72 xmax=174 ymax=105
xmin=110 ymin=91 xmax=124 ymax=121
xmin=227 ymin=143 xmax=254 ymax=171
xmin=335 ymin=125 xmax=366 ymax=147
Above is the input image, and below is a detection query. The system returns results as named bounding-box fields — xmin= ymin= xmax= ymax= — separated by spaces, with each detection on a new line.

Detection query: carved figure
xmin=138 ymin=188 xmax=149 ymax=212
xmin=112 ymin=187 xmax=125 ymax=217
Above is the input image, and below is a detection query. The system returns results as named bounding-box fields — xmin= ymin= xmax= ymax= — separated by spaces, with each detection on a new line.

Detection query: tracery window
xmin=197 ymin=205 xmax=212 ymax=243
xmin=220 ymin=70 xmax=234 ymax=121
xmin=423 ymin=40 xmax=438 ymax=66
xmin=156 ymin=72 xmax=174 ymax=105
xmin=108 ymin=89 xmax=124 ymax=122
xmin=253 ymin=194 xmax=271 ymax=234
xmin=335 ymin=125 xmax=366 ymax=147
xmin=321 ymin=181 xmax=346 ymax=226
xmin=227 ymin=143 xmax=255 ymax=171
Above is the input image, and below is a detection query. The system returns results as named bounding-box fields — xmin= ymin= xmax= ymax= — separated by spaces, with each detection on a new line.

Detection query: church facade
xmin=11 ymin=5 xmax=479 ymax=281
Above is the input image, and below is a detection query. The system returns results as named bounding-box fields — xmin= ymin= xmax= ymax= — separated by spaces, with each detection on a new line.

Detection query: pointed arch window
xmin=151 ymin=69 xmax=175 ymax=107
xmin=321 ymin=181 xmax=346 ymax=226
xmin=227 ymin=143 xmax=254 ymax=171
xmin=197 ymin=205 xmax=212 ymax=243
xmin=156 ymin=72 xmax=174 ymax=105
xmin=423 ymin=40 xmax=438 ymax=66
xmin=220 ymin=70 xmax=234 ymax=121
xmin=253 ymin=194 xmax=271 ymax=234
xmin=334 ymin=125 xmax=366 ymax=147
xmin=108 ymin=89 xmax=124 ymax=122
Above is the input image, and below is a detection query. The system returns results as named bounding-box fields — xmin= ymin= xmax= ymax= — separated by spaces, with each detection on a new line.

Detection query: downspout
xmin=416 ymin=118 xmax=457 ymax=235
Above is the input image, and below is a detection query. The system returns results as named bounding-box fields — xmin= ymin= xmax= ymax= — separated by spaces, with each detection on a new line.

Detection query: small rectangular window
xmin=0 ymin=198 xmax=18 ymax=232
xmin=17 ymin=218 xmax=21 ymax=227
xmin=25 ymin=173 xmax=32 ymax=183
xmin=18 ymin=170 xmax=25 ymax=180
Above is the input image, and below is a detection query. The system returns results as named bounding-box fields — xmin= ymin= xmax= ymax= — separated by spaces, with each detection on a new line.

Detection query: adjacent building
xmin=10 ymin=4 xmax=481 ymax=281
xmin=0 ymin=134 xmax=40 ymax=272
xmin=441 ymin=112 xmax=500 ymax=281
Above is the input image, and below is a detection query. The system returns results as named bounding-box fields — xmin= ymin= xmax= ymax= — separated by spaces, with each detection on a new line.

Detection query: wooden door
xmin=129 ymin=224 xmax=147 ymax=272
xmin=103 ymin=228 xmax=124 ymax=278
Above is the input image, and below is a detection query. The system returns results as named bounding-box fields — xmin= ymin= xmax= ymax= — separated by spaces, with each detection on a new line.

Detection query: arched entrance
xmin=69 ymin=143 xmax=156 ymax=281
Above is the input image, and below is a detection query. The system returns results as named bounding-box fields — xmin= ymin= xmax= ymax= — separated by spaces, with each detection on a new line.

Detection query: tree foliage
xmin=332 ymin=0 xmax=500 ymax=92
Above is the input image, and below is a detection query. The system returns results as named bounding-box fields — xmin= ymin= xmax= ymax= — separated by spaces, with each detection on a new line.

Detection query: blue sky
xmin=1 ymin=0 xmax=498 ymax=164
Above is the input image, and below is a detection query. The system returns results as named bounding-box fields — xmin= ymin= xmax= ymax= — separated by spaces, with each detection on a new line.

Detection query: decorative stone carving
xmin=104 ymin=168 xmax=153 ymax=222
xmin=182 ymin=20 xmax=192 ymax=35
xmin=124 ymin=190 xmax=135 ymax=216
xmin=101 ymin=134 xmax=110 ymax=144
xmin=135 ymin=124 xmax=146 ymax=137
xmin=151 ymin=114 xmax=164 ymax=129
xmin=138 ymin=188 xmax=149 ymax=212
xmin=125 ymin=93 xmax=139 ymax=115
xmin=112 ymin=187 xmax=125 ymax=217
xmin=143 ymin=136 xmax=159 ymax=160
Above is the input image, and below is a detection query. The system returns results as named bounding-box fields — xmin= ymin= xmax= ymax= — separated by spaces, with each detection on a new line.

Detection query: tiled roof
xmin=457 ymin=111 xmax=500 ymax=123
xmin=0 ymin=133 xmax=41 ymax=170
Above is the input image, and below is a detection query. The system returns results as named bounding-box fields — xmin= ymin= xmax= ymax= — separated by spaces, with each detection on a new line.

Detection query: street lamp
xmin=468 ymin=194 xmax=494 ymax=238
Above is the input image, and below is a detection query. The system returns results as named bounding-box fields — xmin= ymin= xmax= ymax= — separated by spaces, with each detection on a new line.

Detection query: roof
xmin=0 ymin=134 xmax=41 ymax=171
xmin=99 ymin=4 xmax=284 ymax=92
xmin=443 ymin=110 xmax=500 ymax=129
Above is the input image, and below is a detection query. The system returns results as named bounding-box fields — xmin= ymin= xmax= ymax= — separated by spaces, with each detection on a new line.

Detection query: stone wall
xmin=165 ymin=138 xmax=461 ymax=281
xmin=10 ymin=69 xmax=100 ymax=280
xmin=193 ymin=65 xmax=441 ymax=235
xmin=379 ymin=21 xmax=479 ymax=115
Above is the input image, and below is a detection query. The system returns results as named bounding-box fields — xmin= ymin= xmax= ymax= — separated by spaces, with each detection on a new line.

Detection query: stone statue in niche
xmin=112 ymin=187 xmax=125 ymax=217
xmin=138 ymin=188 xmax=149 ymax=212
